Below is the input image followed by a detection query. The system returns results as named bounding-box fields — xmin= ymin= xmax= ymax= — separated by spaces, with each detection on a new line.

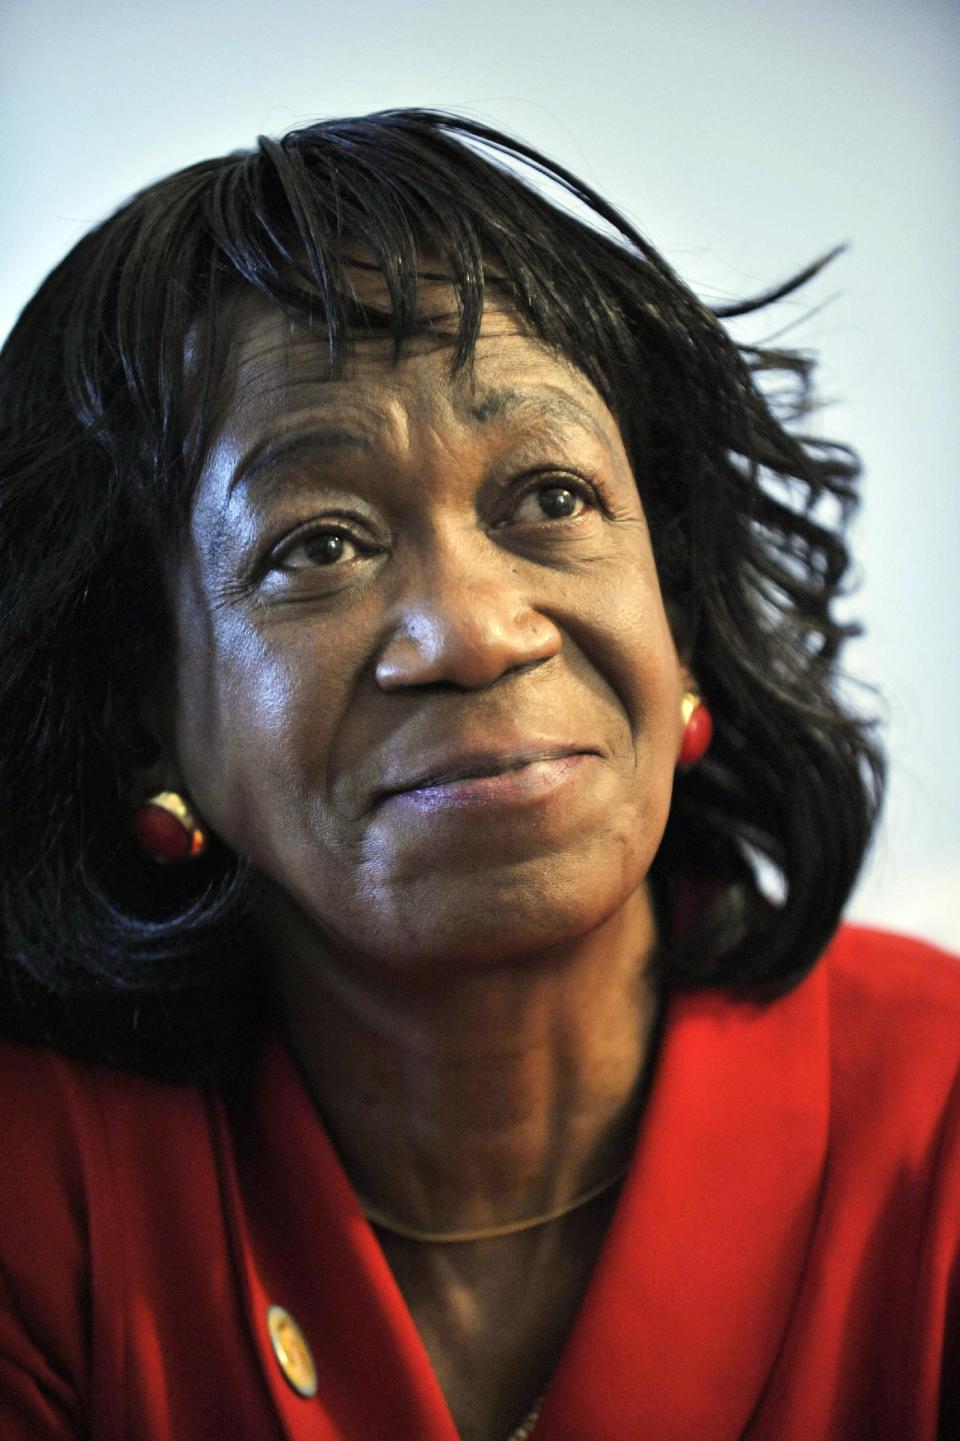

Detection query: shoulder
xmin=821 ymin=922 xmax=960 ymax=1054
xmin=815 ymin=923 xmax=960 ymax=1159
xmin=823 ymin=920 xmax=960 ymax=998
xmin=0 ymin=1042 xmax=216 ymax=1423
xmin=816 ymin=928 xmax=960 ymax=1413
xmin=0 ymin=1043 xmax=119 ymax=1426
xmin=0 ymin=1036 xmax=213 ymax=1260
xmin=0 ymin=1038 xmax=212 ymax=1162
xmin=0 ymin=1041 xmax=222 ymax=1244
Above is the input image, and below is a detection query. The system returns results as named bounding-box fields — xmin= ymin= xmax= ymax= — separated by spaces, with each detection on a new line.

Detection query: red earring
xmin=133 ymin=791 xmax=207 ymax=864
xmin=678 ymin=691 xmax=713 ymax=769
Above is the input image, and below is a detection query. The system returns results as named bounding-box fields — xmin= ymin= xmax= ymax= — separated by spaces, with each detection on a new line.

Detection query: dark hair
xmin=0 ymin=108 xmax=883 ymax=1077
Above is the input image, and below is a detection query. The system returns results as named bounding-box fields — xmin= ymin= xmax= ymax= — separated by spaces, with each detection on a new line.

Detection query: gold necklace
xmin=359 ymin=1162 xmax=629 ymax=1244
xmin=504 ymin=1394 xmax=544 ymax=1441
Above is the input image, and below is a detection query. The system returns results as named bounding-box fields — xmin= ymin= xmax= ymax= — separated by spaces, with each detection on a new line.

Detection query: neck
xmin=262 ymin=883 xmax=661 ymax=1236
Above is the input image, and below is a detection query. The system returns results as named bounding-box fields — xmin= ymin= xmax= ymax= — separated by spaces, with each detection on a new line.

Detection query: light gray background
xmin=3 ymin=0 xmax=957 ymax=945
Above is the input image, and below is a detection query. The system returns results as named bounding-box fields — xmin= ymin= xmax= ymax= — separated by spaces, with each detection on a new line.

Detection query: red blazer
xmin=1 ymin=925 xmax=958 ymax=1440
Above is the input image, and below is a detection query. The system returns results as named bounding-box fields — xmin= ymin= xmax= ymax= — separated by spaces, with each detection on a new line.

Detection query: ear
xmin=676 ymin=658 xmax=703 ymax=711
xmin=674 ymin=662 xmax=700 ymax=757
xmin=131 ymin=664 xmax=185 ymax=800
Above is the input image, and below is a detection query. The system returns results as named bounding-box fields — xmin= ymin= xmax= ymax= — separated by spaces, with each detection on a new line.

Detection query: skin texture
xmin=150 ymin=287 xmax=691 ymax=1439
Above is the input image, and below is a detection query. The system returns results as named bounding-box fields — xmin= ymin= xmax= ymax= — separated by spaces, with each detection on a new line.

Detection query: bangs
xmin=55 ymin=110 xmax=739 ymax=523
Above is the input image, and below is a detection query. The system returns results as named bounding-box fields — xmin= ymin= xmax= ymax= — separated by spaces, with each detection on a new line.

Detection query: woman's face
xmin=160 ymin=293 xmax=688 ymax=972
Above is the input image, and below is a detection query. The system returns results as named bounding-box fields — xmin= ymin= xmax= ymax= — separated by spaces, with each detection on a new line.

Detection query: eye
xmin=274 ymin=527 xmax=363 ymax=571
xmin=511 ymin=482 xmax=591 ymax=524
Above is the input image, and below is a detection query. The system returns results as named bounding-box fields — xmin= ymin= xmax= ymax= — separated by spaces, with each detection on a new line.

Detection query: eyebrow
xmin=464 ymin=386 xmax=605 ymax=438
xmin=226 ymin=384 xmax=608 ymax=503
xmin=228 ymin=426 xmax=374 ymax=499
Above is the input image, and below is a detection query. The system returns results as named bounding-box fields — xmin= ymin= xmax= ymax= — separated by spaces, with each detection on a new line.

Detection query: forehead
xmin=206 ymin=286 xmax=620 ymax=457
xmin=185 ymin=285 xmax=644 ymax=581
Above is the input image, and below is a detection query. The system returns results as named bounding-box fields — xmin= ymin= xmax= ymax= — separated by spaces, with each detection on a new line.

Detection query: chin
xmin=315 ymin=850 xmax=656 ymax=977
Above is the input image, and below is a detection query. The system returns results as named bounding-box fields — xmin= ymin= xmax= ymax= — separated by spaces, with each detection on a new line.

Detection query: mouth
xmin=376 ymin=745 xmax=601 ymax=813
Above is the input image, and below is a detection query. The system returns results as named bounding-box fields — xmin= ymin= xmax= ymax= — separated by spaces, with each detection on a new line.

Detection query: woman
xmin=0 ymin=109 xmax=956 ymax=1441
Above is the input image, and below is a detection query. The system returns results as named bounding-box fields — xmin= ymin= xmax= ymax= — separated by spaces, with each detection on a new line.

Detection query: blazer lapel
xmin=215 ymin=1038 xmax=460 ymax=1441
xmin=538 ymin=965 xmax=830 ymax=1440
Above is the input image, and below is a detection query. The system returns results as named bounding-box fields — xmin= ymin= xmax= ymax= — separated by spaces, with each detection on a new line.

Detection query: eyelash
xmin=269 ymin=521 xmax=377 ymax=574
xmin=499 ymin=473 xmax=600 ymax=528
xmin=260 ymin=471 xmax=605 ymax=580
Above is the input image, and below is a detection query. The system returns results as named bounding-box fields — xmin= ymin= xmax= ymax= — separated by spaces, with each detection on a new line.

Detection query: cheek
xmin=562 ymin=559 xmax=684 ymax=753
xmin=618 ymin=555 xmax=685 ymax=748
xmin=170 ymin=602 xmax=342 ymax=850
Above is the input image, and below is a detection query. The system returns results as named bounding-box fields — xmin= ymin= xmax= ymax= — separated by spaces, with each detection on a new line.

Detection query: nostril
xmin=374 ymin=605 xmax=561 ymax=692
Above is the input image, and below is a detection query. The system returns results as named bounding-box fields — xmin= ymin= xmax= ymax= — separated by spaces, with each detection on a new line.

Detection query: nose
xmin=374 ymin=543 xmax=562 ymax=691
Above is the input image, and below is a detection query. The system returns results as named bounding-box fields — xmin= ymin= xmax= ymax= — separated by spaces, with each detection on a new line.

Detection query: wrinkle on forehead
xmin=190 ymin=282 xmax=622 ymax=538
xmin=219 ymin=380 xmax=615 ymax=518
xmin=218 ymin=277 xmax=540 ymax=396
xmin=183 ymin=254 xmax=563 ymax=475
xmin=217 ymin=306 xmax=584 ymax=437
xmin=189 ymin=295 xmax=632 ymax=577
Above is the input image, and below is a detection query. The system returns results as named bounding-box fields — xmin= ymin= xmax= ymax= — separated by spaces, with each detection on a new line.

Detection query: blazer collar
xmin=542 ymin=964 xmax=830 ymax=1439
xmin=217 ymin=962 xmax=829 ymax=1440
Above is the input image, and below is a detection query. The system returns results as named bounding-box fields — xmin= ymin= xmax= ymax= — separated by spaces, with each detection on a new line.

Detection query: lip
xmin=379 ymin=742 xmax=595 ymax=795
xmin=376 ymin=744 xmax=601 ymax=813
